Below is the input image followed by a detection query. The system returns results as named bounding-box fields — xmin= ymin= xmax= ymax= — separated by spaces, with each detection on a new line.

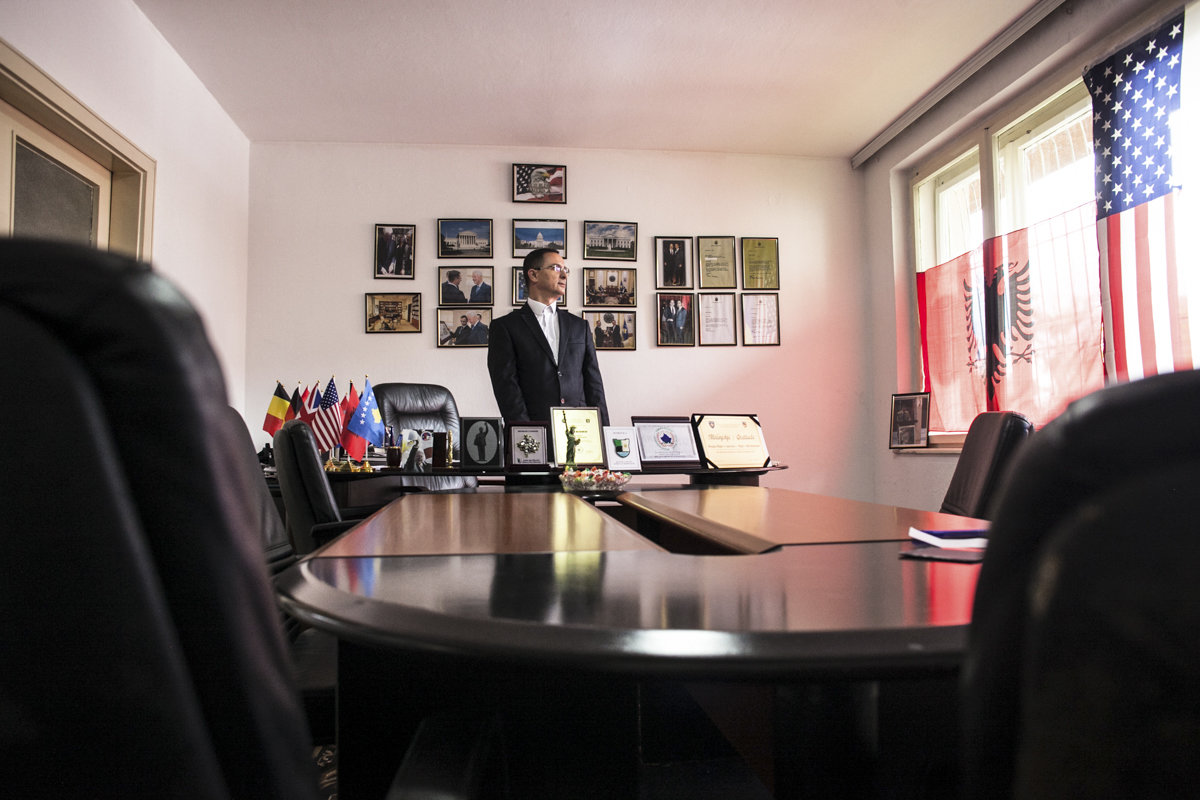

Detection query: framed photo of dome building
xmin=512 ymin=219 xmax=567 ymax=259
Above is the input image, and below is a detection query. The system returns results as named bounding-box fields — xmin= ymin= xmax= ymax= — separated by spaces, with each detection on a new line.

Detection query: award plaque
xmin=602 ymin=426 xmax=641 ymax=471
xmin=506 ymin=422 xmax=549 ymax=470
xmin=691 ymin=413 xmax=771 ymax=469
xmin=631 ymin=416 xmax=701 ymax=469
xmin=550 ymin=407 xmax=606 ymax=468
xmin=460 ymin=417 xmax=504 ymax=469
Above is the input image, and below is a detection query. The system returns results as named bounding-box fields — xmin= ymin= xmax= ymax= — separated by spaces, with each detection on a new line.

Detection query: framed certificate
xmin=691 ymin=413 xmax=770 ymax=469
xmin=505 ymin=422 xmax=549 ymax=470
xmin=698 ymin=292 xmax=737 ymax=346
xmin=550 ymin=407 xmax=606 ymax=468
xmin=740 ymin=237 xmax=779 ymax=289
xmin=696 ymin=235 xmax=737 ymax=289
xmin=631 ymin=416 xmax=701 ymax=469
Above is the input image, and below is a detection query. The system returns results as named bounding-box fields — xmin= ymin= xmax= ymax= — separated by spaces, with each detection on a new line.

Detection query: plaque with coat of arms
xmin=603 ymin=426 xmax=641 ymax=471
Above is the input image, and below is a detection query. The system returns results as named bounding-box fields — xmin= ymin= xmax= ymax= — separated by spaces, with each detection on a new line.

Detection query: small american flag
xmin=311 ymin=377 xmax=343 ymax=453
xmin=514 ymin=164 xmax=564 ymax=199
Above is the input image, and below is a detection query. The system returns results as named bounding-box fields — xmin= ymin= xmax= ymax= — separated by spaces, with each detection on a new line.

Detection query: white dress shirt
xmin=527 ymin=297 xmax=559 ymax=363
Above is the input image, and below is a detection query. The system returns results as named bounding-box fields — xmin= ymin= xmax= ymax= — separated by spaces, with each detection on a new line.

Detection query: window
xmin=912 ymin=148 xmax=981 ymax=272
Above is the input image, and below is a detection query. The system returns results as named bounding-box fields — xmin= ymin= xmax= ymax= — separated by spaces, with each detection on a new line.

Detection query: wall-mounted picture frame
xmin=697 ymin=292 xmax=737 ymax=346
xmin=655 ymin=236 xmax=693 ymax=289
xmin=513 ymin=219 xmax=567 ymax=258
xmin=583 ymin=310 xmax=636 ymax=351
xmin=436 ymin=307 xmax=491 ymax=347
xmin=741 ymin=237 xmax=780 ymax=289
xmin=439 ymin=266 xmax=494 ymax=306
xmin=506 ymin=421 xmax=550 ymax=470
xmin=365 ymin=293 xmax=421 ymax=333
xmin=741 ymin=292 xmax=780 ymax=346
xmin=550 ymin=406 xmax=606 ymax=468
xmin=582 ymin=267 xmax=636 ymax=307
xmin=511 ymin=266 xmax=568 ymax=307
xmin=437 ymin=218 xmax=493 ymax=259
xmin=583 ymin=221 xmax=637 ymax=261
xmin=696 ymin=235 xmax=737 ymax=289
xmin=512 ymin=163 xmax=566 ymax=204
xmin=460 ymin=417 xmax=504 ymax=469
xmin=631 ymin=415 xmax=701 ymax=470
xmin=656 ymin=292 xmax=695 ymax=346
xmin=374 ymin=224 xmax=415 ymax=278
xmin=890 ymin=392 xmax=930 ymax=449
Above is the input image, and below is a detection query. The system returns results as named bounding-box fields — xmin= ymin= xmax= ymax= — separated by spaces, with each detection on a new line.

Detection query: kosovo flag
xmin=346 ymin=378 xmax=385 ymax=446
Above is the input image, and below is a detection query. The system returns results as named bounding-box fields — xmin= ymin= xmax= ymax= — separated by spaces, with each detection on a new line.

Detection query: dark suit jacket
xmin=466 ymin=321 xmax=488 ymax=345
xmin=441 ymin=282 xmax=467 ymax=304
xmin=488 ymin=304 xmax=609 ymax=426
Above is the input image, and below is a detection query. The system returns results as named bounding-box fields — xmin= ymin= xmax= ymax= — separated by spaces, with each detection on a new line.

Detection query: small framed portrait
xmin=696 ymin=235 xmax=737 ymax=289
xmin=513 ymin=219 xmax=567 ymax=259
xmin=512 ymin=266 xmax=568 ymax=308
xmin=460 ymin=417 xmax=504 ymax=469
xmin=741 ymin=293 xmax=780 ymax=346
xmin=506 ymin=421 xmax=550 ymax=470
xmin=655 ymin=236 xmax=693 ymax=289
xmin=436 ymin=307 xmax=491 ymax=347
xmin=697 ymin=292 xmax=737 ymax=346
xmin=374 ymin=224 xmax=415 ymax=278
xmin=512 ymin=163 xmax=566 ymax=204
xmin=437 ymin=218 xmax=493 ymax=259
xmin=583 ymin=310 xmax=636 ymax=350
xmin=582 ymin=268 xmax=636 ymax=307
xmin=439 ymin=266 xmax=494 ymax=306
xmin=583 ymin=221 xmax=637 ymax=261
xmin=631 ymin=416 xmax=701 ymax=470
xmin=656 ymin=293 xmax=695 ymax=346
xmin=365 ymin=293 xmax=421 ymax=333
xmin=890 ymin=392 xmax=930 ymax=449
xmin=741 ymin=237 xmax=780 ymax=289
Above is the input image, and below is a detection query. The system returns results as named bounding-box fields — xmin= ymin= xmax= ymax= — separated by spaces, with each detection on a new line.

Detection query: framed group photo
xmin=374 ymin=224 xmax=415 ymax=278
xmin=741 ymin=293 xmax=780 ymax=346
xmin=741 ymin=237 xmax=780 ymax=289
xmin=365 ymin=293 xmax=421 ymax=333
xmin=436 ymin=307 xmax=491 ymax=347
xmin=437 ymin=218 xmax=493 ymax=259
xmin=439 ymin=266 xmax=494 ymax=305
xmin=583 ymin=310 xmax=636 ymax=350
xmin=656 ymin=293 xmax=695 ymax=346
xmin=889 ymin=392 xmax=930 ymax=449
xmin=582 ymin=267 xmax=636 ymax=307
xmin=696 ymin=235 xmax=736 ymax=289
xmin=583 ymin=221 xmax=637 ymax=261
xmin=512 ymin=266 xmax=568 ymax=307
xmin=512 ymin=164 xmax=566 ymax=204
xmin=655 ymin=236 xmax=693 ymax=289
xmin=697 ymin=292 xmax=737 ymax=346
xmin=512 ymin=219 xmax=567 ymax=258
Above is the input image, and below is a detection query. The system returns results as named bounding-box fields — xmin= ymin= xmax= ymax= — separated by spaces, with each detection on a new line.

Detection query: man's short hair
xmin=522 ymin=247 xmax=560 ymax=279
xmin=447 ymin=270 xmax=461 ymax=282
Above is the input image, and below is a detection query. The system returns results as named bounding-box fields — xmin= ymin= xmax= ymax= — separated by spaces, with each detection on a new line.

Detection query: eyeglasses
xmin=536 ymin=264 xmax=570 ymax=275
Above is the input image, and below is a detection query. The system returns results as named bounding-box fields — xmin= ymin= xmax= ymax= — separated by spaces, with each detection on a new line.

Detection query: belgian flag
xmin=261 ymin=381 xmax=291 ymax=436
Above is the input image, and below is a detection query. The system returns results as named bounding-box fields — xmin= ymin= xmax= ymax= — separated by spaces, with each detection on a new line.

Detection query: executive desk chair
xmin=961 ymin=369 xmax=1200 ymax=800
xmin=940 ymin=411 xmax=1033 ymax=519
xmin=374 ymin=381 xmax=478 ymax=491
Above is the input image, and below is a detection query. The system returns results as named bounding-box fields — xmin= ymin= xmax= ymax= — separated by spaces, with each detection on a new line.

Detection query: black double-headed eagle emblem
xmin=964 ymin=260 xmax=1033 ymax=404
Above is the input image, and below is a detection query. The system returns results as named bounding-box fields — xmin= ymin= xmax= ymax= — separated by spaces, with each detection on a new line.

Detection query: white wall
xmin=0 ymin=0 xmax=252 ymax=408
xmin=248 ymin=143 xmax=874 ymax=499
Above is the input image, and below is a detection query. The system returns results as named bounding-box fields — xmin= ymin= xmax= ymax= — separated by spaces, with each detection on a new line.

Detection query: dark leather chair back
xmin=374 ymin=381 xmax=478 ymax=490
xmin=962 ymin=369 xmax=1200 ymax=800
xmin=940 ymin=411 xmax=1033 ymax=519
xmin=0 ymin=239 xmax=318 ymax=799
xmin=273 ymin=418 xmax=343 ymax=554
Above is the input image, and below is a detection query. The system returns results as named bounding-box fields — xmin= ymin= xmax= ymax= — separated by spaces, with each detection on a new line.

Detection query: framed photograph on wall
xmin=656 ymin=292 xmax=695 ymax=346
xmin=696 ymin=235 xmax=736 ymax=289
xmin=365 ymin=293 xmax=421 ymax=333
xmin=374 ymin=224 xmax=415 ymax=278
xmin=439 ymin=266 xmax=494 ymax=306
xmin=437 ymin=218 xmax=493 ymax=258
xmin=697 ymin=292 xmax=737 ymax=346
xmin=655 ymin=236 xmax=693 ymax=289
xmin=582 ymin=221 xmax=637 ymax=261
xmin=512 ymin=164 xmax=566 ymax=204
xmin=741 ymin=292 xmax=780 ymax=346
xmin=460 ymin=417 xmax=504 ymax=468
xmin=740 ymin=237 xmax=780 ymax=289
xmin=512 ymin=219 xmax=567 ymax=258
xmin=582 ymin=267 xmax=636 ymax=307
xmin=436 ymin=307 xmax=491 ymax=347
xmin=890 ymin=392 xmax=930 ymax=449
xmin=583 ymin=310 xmax=636 ymax=351
xmin=512 ymin=266 xmax=568 ymax=307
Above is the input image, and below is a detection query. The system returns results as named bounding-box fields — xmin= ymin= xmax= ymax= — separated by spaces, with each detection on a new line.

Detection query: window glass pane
xmin=13 ymin=137 xmax=98 ymax=246
xmin=913 ymin=148 xmax=982 ymax=272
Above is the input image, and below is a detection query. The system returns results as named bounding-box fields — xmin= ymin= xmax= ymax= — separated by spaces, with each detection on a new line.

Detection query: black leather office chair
xmin=374 ymin=381 xmax=478 ymax=491
xmin=940 ymin=411 xmax=1033 ymax=519
xmin=961 ymin=369 xmax=1200 ymax=800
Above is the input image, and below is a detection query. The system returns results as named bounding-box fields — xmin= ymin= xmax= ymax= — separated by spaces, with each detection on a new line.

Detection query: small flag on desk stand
xmin=287 ymin=383 xmax=303 ymax=422
xmin=312 ymin=377 xmax=343 ymax=454
xmin=346 ymin=377 xmax=386 ymax=460
xmin=262 ymin=380 xmax=290 ymax=436
xmin=300 ymin=381 xmax=322 ymax=426
xmin=340 ymin=379 xmax=367 ymax=462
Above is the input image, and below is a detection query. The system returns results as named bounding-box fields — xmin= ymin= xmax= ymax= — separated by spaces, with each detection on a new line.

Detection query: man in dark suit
xmin=465 ymin=311 xmax=489 ymax=345
xmin=488 ymin=248 xmax=609 ymax=426
xmin=441 ymin=270 xmax=467 ymax=304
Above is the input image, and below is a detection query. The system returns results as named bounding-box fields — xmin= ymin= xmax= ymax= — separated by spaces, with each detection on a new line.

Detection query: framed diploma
xmin=691 ymin=414 xmax=771 ymax=469
xmin=460 ymin=417 xmax=504 ymax=469
xmin=603 ymin=426 xmax=641 ymax=471
xmin=631 ymin=416 xmax=701 ymax=469
xmin=550 ymin=407 xmax=606 ymax=468
xmin=696 ymin=235 xmax=737 ymax=289
xmin=697 ymin=292 xmax=737 ymax=346
xmin=741 ymin=292 xmax=780 ymax=346
xmin=740 ymin=237 xmax=780 ymax=289
xmin=505 ymin=422 xmax=550 ymax=469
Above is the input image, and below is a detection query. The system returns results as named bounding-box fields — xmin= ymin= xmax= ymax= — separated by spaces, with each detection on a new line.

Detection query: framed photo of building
xmin=890 ymin=393 xmax=930 ymax=449
xmin=656 ymin=292 xmax=695 ymax=346
xmin=439 ymin=266 xmax=494 ymax=306
xmin=437 ymin=218 xmax=493 ymax=259
xmin=512 ymin=219 xmax=567 ymax=258
xmin=696 ymin=235 xmax=736 ymax=288
xmin=460 ymin=417 xmax=504 ymax=469
xmin=365 ymin=293 xmax=421 ymax=333
xmin=583 ymin=310 xmax=636 ymax=350
xmin=741 ymin=237 xmax=780 ymax=289
xmin=583 ymin=267 xmax=636 ymax=307
xmin=436 ymin=307 xmax=491 ymax=347
xmin=512 ymin=164 xmax=566 ymax=204
xmin=741 ymin=292 xmax=780 ymax=346
xmin=374 ymin=224 xmax=415 ymax=278
xmin=583 ymin=221 xmax=637 ymax=261
xmin=697 ymin=292 xmax=737 ymax=346
xmin=512 ymin=266 xmax=568 ymax=308
xmin=655 ymin=236 xmax=693 ymax=289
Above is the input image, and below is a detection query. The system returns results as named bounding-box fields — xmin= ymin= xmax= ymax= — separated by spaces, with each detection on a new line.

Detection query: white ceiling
xmin=131 ymin=0 xmax=1046 ymax=159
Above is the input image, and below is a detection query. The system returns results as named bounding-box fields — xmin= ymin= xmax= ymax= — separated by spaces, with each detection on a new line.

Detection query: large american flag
xmin=311 ymin=377 xmax=344 ymax=453
xmin=1084 ymin=12 xmax=1192 ymax=381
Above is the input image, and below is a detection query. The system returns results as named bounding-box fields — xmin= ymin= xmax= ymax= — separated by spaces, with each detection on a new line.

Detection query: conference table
xmin=276 ymin=486 xmax=986 ymax=799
